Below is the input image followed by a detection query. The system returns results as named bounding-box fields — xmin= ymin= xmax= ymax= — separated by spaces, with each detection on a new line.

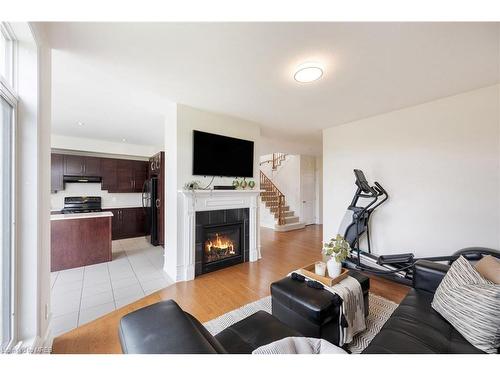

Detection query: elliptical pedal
xmin=377 ymin=253 xmax=414 ymax=266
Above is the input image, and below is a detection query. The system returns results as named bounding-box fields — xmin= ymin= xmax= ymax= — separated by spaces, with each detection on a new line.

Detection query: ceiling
xmin=47 ymin=22 xmax=499 ymax=148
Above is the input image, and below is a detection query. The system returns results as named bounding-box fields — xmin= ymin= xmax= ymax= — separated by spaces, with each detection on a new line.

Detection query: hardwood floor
xmin=51 ymin=225 xmax=409 ymax=354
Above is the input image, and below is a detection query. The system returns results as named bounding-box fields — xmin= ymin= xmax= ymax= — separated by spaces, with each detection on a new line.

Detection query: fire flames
xmin=205 ymin=233 xmax=236 ymax=256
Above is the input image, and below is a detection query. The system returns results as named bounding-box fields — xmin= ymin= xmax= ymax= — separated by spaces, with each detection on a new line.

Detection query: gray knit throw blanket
xmin=287 ymin=272 xmax=366 ymax=346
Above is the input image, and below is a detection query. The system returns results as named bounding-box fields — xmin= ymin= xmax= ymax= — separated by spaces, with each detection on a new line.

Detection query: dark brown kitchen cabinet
xmin=105 ymin=207 xmax=146 ymax=240
xmin=133 ymin=160 xmax=148 ymax=192
xmin=116 ymin=159 xmax=135 ymax=192
xmin=113 ymin=159 xmax=147 ymax=193
xmin=101 ymin=158 xmax=117 ymax=191
xmin=63 ymin=155 xmax=101 ymax=176
xmin=51 ymin=152 xmax=148 ymax=193
xmin=122 ymin=207 xmax=147 ymax=238
xmin=64 ymin=154 xmax=85 ymax=175
xmin=84 ymin=156 xmax=101 ymax=176
xmin=51 ymin=153 xmax=64 ymax=192
xmin=148 ymin=151 xmax=165 ymax=246
xmin=108 ymin=209 xmax=121 ymax=239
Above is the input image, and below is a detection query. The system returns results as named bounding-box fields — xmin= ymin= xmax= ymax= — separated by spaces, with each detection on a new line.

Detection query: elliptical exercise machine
xmin=340 ymin=169 xmax=500 ymax=285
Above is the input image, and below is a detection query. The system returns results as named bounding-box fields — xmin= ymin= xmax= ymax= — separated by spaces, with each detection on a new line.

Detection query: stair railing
xmin=260 ymin=170 xmax=286 ymax=225
xmin=259 ymin=153 xmax=288 ymax=170
xmin=272 ymin=153 xmax=287 ymax=170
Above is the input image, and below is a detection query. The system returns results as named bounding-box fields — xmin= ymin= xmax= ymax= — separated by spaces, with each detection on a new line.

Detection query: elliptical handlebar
xmin=373 ymin=181 xmax=387 ymax=197
xmin=368 ymin=181 xmax=388 ymax=213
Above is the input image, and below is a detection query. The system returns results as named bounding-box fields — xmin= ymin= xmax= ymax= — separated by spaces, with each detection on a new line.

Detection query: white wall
xmin=163 ymin=102 xmax=178 ymax=282
xmin=259 ymin=200 xmax=276 ymax=229
xmin=50 ymin=183 xmax=142 ymax=210
xmin=260 ymin=136 xmax=322 ymax=156
xmin=176 ymin=104 xmax=261 ymax=188
xmin=35 ymin=23 xmax=52 ymax=349
xmin=323 ymin=85 xmax=500 ymax=257
xmin=315 ymin=156 xmax=323 ymax=224
xmin=51 ymin=134 xmax=160 ymax=157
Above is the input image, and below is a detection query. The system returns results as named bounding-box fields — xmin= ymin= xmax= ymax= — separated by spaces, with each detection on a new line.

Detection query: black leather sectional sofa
xmin=362 ymin=260 xmax=484 ymax=353
xmin=119 ymin=300 xmax=303 ymax=353
xmin=118 ymin=260 xmax=486 ymax=354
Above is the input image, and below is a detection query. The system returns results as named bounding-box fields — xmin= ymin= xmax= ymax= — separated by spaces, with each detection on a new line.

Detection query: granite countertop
xmin=50 ymin=211 xmax=114 ymax=221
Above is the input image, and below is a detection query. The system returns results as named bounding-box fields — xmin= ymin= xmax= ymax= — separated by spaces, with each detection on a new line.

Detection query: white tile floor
xmin=50 ymin=236 xmax=173 ymax=337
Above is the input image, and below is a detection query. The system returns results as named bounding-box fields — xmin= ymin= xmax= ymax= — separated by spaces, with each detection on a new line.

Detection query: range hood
xmin=63 ymin=175 xmax=102 ymax=183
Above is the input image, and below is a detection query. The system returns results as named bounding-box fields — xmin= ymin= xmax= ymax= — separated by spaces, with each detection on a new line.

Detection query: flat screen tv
xmin=193 ymin=130 xmax=254 ymax=177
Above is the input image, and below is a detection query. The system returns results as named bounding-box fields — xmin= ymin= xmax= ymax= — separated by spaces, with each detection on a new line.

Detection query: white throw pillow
xmin=252 ymin=337 xmax=347 ymax=354
xmin=431 ymin=256 xmax=500 ymax=354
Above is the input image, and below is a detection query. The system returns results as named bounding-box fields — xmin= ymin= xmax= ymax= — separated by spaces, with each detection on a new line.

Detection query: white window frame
xmin=0 ymin=21 xmax=17 ymax=353
xmin=0 ymin=22 xmax=15 ymax=90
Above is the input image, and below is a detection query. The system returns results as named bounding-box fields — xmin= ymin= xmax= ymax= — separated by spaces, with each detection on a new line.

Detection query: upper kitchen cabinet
xmin=51 ymin=153 xmax=148 ymax=193
xmin=51 ymin=153 xmax=64 ymax=192
xmin=113 ymin=159 xmax=148 ymax=193
xmin=148 ymin=152 xmax=162 ymax=176
xmin=133 ymin=160 xmax=148 ymax=192
xmin=64 ymin=154 xmax=85 ymax=175
xmin=63 ymin=155 xmax=101 ymax=176
xmin=84 ymin=156 xmax=101 ymax=176
xmin=115 ymin=159 xmax=135 ymax=192
xmin=101 ymin=158 xmax=117 ymax=191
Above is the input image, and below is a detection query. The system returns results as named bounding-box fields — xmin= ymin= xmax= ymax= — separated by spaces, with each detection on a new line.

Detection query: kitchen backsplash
xmin=51 ymin=182 xmax=142 ymax=210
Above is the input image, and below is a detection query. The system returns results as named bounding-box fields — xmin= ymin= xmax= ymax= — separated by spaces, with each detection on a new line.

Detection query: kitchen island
xmin=51 ymin=211 xmax=113 ymax=271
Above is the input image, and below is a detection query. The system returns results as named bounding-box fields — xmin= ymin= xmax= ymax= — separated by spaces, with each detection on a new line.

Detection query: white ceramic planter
xmin=327 ymin=258 xmax=342 ymax=278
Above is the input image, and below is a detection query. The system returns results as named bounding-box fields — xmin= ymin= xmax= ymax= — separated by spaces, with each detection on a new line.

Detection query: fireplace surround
xmin=176 ymin=189 xmax=262 ymax=281
xmin=195 ymin=208 xmax=249 ymax=275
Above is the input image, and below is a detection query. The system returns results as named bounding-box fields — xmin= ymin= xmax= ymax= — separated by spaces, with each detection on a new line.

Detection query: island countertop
xmin=50 ymin=211 xmax=114 ymax=221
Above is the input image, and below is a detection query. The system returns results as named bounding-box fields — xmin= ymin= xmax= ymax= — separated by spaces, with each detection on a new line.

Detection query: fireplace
xmin=195 ymin=208 xmax=249 ymax=276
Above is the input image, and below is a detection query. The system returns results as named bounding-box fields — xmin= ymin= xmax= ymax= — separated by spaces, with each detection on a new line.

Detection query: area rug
xmin=203 ymin=293 xmax=398 ymax=354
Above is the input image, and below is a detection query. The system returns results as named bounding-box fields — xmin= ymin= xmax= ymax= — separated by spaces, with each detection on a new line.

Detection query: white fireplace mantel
xmin=177 ymin=189 xmax=263 ymax=281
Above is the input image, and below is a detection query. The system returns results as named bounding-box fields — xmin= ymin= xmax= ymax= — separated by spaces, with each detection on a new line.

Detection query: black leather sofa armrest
xmin=413 ymin=260 xmax=450 ymax=294
xmin=119 ymin=300 xmax=224 ymax=354
xmin=453 ymin=247 xmax=500 ymax=262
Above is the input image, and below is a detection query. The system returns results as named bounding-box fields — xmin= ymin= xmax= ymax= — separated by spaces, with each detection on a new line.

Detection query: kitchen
xmin=50 ymin=149 xmax=170 ymax=335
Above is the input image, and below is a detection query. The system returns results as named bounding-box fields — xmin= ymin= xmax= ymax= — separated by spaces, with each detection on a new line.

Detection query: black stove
xmin=61 ymin=196 xmax=102 ymax=214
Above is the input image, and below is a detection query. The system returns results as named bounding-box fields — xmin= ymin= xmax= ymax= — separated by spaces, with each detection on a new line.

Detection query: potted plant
xmin=322 ymin=234 xmax=350 ymax=278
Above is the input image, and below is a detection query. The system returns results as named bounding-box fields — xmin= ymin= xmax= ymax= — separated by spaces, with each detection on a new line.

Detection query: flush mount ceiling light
xmin=122 ymin=138 xmax=127 ymax=142
xmin=77 ymin=121 xmax=84 ymax=126
xmin=293 ymin=62 xmax=324 ymax=83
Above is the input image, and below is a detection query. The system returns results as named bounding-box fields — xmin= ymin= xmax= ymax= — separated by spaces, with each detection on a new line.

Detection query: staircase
xmin=260 ymin=170 xmax=305 ymax=232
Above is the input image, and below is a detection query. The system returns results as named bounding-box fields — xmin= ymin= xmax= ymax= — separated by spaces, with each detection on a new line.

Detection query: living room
xmin=2 ymin=1 xmax=499 ymax=374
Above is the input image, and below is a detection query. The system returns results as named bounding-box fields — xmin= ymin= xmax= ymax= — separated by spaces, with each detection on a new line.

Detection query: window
xmin=0 ymin=21 xmax=15 ymax=352
xmin=0 ymin=24 xmax=13 ymax=86
xmin=0 ymin=33 xmax=5 ymax=79
xmin=0 ymin=93 xmax=14 ymax=351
